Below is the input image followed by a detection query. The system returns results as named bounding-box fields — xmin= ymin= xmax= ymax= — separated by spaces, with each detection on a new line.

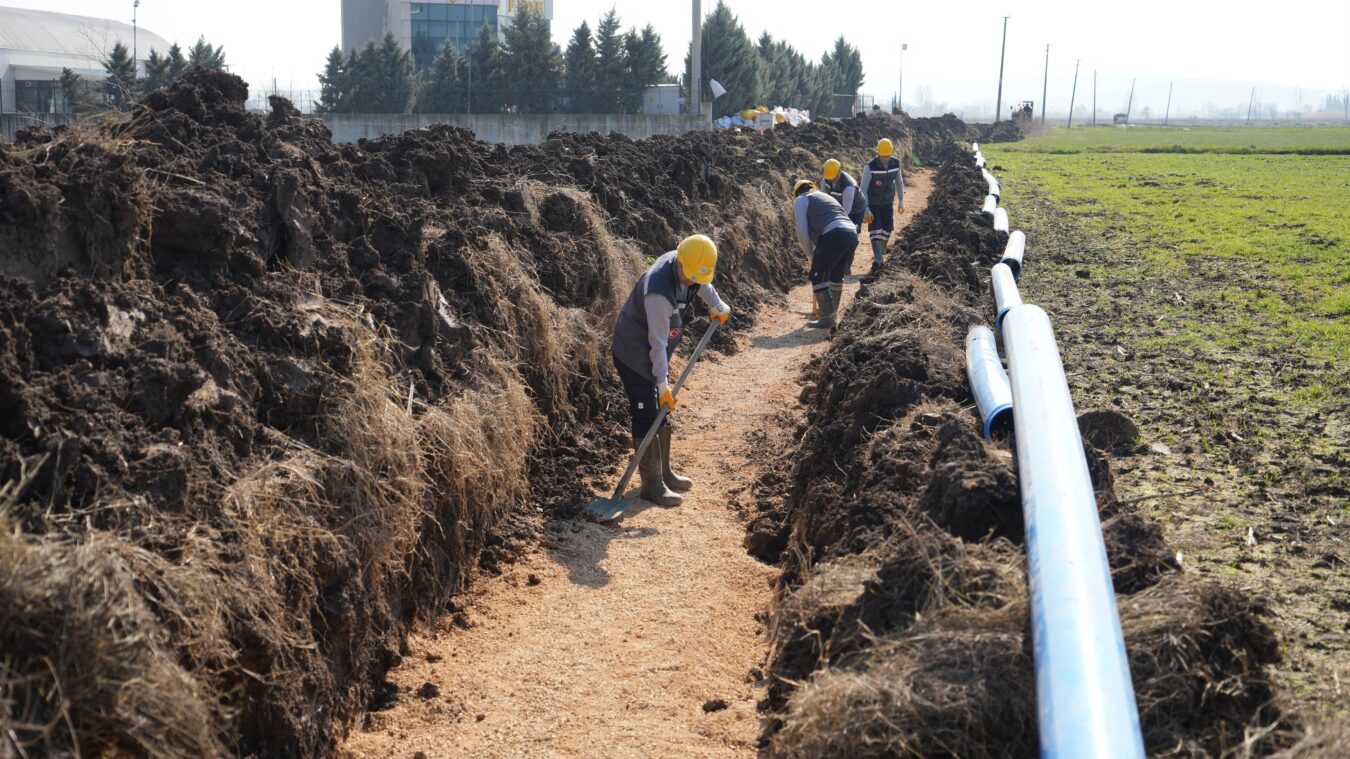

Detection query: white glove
xmin=710 ymin=302 xmax=731 ymax=325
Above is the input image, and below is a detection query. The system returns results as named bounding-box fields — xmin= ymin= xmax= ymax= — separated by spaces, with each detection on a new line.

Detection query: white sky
xmin=16 ymin=0 xmax=1350 ymax=116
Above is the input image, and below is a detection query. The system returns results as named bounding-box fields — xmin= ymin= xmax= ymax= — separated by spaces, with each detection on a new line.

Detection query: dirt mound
xmin=973 ymin=119 xmax=1025 ymax=143
xmin=0 ymin=69 xmax=921 ymax=756
xmin=756 ymin=153 xmax=1296 ymax=755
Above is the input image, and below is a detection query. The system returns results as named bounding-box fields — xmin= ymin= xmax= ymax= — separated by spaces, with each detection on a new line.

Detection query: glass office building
xmin=342 ymin=1 xmax=553 ymax=71
xmin=410 ymin=2 xmax=498 ymax=67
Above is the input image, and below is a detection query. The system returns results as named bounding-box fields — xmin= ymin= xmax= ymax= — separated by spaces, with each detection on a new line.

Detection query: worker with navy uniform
xmin=610 ymin=234 xmax=731 ymax=507
xmin=793 ymin=179 xmax=859 ymax=330
xmin=860 ymin=137 xmax=905 ymax=274
xmin=820 ymin=158 xmax=867 ymax=315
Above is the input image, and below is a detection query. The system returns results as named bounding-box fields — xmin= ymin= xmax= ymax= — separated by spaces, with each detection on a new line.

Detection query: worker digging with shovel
xmin=606 ymin=235 xmax=731 ymax=510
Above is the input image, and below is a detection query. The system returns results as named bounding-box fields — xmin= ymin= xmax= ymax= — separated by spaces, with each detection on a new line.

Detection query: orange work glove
xmin=710 ymin=302 xmax=731 ymax=325
xmin=658 ymin=384 xmax=676 ymax=412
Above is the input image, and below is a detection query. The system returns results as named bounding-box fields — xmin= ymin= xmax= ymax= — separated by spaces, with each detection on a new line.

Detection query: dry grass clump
xmin=774 ymin=606 xmax=1036 ymax=759
xmin=0 ymin=534 xmax=226 ymax=758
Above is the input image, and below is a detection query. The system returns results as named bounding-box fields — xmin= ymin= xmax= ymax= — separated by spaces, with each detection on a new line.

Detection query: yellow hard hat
xmin=877 ymin=138 xmax=894 ymax=157
xmin=677 ymin=234 xmax=717 ymax=285
xmin=822 ymin=159 xmax=841 ymax=181
xmin=793 ymin=179 xmax=816 ymax=197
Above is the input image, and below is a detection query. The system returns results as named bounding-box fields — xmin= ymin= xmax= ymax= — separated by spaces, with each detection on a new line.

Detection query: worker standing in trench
xmin=610 ymin=235 xmax=732 ymax=507
xmin=793 ymin=179 xmax=860 ymax=330
xmin=819 ymin=158 xmax=868 ymax=316
xmin=860 ymin=138 xmax=905 ymax=276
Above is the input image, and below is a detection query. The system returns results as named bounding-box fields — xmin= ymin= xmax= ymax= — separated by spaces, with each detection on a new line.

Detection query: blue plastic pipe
xmin=1001 ymin=304 xmax=1146 ymax=759
xmin=965 ymin=326 xmax=1013 ymax=438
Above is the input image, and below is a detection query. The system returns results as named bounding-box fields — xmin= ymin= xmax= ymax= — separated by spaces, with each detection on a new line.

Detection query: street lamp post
xmin=1041 ymin=44 xmax=1049 ymax=124
xmin=133 ymin=0 xmax=140 ymax=76
xmin=690 ymin=0 xmax=702 ymax=117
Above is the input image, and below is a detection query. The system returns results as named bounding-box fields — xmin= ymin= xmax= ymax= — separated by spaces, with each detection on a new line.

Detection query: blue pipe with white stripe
xmin=1001 ymin=304 xmax=1146 ymax=759
xmin=965 ymin=326 xmax=1013 ymax=438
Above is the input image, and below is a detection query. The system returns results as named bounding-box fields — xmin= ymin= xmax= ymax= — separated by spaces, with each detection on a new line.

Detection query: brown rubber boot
xmin=636 ymin=435 xmax=682 ymax=507
xmin=658 ymin=427 xmax=693 ymax=492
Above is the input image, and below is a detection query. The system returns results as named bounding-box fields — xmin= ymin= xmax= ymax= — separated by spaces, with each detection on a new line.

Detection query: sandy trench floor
xmin=341 ymin=170 xmax=934 ymax=759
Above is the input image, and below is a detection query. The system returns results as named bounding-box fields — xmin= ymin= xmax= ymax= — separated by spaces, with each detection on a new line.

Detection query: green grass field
xmin=984 ymin=126 xmax=1350 ymax=719
xmin=993 ymin=125 xmax=1350 ymax=154
xmin=986 ymin=128 xmax=1350 ymax=373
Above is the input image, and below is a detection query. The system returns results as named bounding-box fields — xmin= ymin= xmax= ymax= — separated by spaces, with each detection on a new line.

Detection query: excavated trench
xmin=0 ymin=69 xmax=981 ymax=757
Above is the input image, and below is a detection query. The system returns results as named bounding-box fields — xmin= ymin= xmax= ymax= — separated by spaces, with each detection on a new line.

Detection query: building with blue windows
xmin=341 ymin=0 xmax=553 ymax=70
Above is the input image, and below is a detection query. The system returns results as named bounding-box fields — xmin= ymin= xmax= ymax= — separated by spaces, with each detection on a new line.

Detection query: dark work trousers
xmin=809 ymin=227 xmax=860 ymax=293
xmin=867 ymin=203 xmax=895 ymax=243
xmin=614 ymin=356 xmax=672 ymax=439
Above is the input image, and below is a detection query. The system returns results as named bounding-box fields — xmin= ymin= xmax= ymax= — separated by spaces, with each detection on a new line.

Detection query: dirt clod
xmin=702 ymin=699 xmax=729 ymax=713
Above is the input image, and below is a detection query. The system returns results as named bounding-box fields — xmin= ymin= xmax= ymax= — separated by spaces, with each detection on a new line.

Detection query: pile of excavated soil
xmin=751 ymin=156 xmax=1306 ymax=756
xmin=0 ymin=69 xmax=973 ymax=757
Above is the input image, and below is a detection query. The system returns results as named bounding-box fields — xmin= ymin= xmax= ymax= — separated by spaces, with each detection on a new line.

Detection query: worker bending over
xmin=815 ymin=158 xmax=869 ymax=311
xmin=793 ymin=179 xmax=859 ymax=330
xmin=860 ymin=138 xmax=905 ymax=274
xmin=610 ymin=235 xmax=731 ymax=507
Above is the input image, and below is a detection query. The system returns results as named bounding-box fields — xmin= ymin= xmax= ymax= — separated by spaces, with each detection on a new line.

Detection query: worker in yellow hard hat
xmin=860 ymin=137 xmax=906 ymax=276
xmin=793 ymin=179 xmax=859 ymax=330
xmin=609 ymin=234 xmax=731 ymax=507
xmin=816 ymin=159 xmax=867 ymax=314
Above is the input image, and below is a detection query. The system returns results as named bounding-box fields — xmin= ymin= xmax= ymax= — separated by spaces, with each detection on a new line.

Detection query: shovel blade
xmin=585 ymin=496 xmax=630 ymax=522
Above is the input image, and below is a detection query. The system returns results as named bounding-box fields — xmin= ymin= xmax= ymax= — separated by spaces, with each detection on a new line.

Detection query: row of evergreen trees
xmin=685 ymin=3 xmax=864 ymax=115
xmin=317 ymin=10 xmax=668 ymax=116
xmin=61 ymin=36 xmax=227 ymax=113
xmin=319 ymin=2 xmax=864 ymax=117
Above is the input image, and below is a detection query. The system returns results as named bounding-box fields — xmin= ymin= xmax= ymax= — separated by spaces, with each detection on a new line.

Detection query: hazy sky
xmin=16 ymin=0 xmax=1350 ymax=116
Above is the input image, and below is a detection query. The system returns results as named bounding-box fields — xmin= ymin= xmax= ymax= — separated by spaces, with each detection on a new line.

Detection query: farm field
xmin=985 ymin=127 xmax=1349 ymax=721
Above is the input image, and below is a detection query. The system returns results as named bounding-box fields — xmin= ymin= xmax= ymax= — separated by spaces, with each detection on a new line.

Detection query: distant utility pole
xmin=1126 ymin=78 xmax=1136 ymax=120
xmin=1041 ymin=44 xmax=1050 ymax=124
xmin=1164 ymin=82 xmax=1173 ymax=125
xmin=994 ymin=16 xmax=1009 ymax=123
xmin=1067 ymin=59 xmax=1080 ymax=128
xmin=690 ymin=0 xmax=702 ymax=117
xmin=1092 ymin=69 xmax=1097 ymax=126
xmin=899 ymin=43 xmax=907 ymax=112
xmin=1246 ymin=86 xmax=1256 ymax=125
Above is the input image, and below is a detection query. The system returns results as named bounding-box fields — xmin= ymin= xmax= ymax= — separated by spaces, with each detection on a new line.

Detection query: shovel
xmin=586 ymin=321 xmax=721 ymax=522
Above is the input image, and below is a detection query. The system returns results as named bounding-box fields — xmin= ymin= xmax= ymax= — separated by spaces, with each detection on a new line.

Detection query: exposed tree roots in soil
xmin=749 ymin=155 xmax=1338 ymax=757
xmin=0 ymin=69 xmax=984 ymax=756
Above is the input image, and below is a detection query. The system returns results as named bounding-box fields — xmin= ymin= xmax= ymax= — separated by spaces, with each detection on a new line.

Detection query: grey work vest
xmin=610 ymin=251 xmax=698 ymax=383
xmin=823 ymin=171 xmax=867 ymax=217
xmin=800 ymin=190 xmax=854 ymax=248
xmin=866 ymin=156 xmax=902 ymax=206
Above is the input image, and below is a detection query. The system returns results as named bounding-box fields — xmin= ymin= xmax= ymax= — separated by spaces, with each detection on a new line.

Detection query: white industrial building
xmin=0 ymin=5 xmax=170 ymax=113
xmin=342 ymin=0 xmax=554 ymax=70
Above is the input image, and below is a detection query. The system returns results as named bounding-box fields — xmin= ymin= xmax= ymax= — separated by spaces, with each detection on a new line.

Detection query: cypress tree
xmin=623 ymin=25 xmax=667 ymax=113
xmin=142 ymin=49 xmax=170 ymax=93
xmin=102 ymin=42 xmax=136 ymax=109
xmin=416 ymin=42 xmax=466 ymax=114
xmin=823 ymin=36 xmax=864 ymax=97
xmin=316 ymin=46 xmax=349 ymax=114
xmin=502 ymin=9 xmax=562 ymax=113
xmin=166 ymin=43 xmax=188 ymax=79
xmin=187 ymin=36 xmax=226 ymax=70
xmin=564 ymin=21 xmax=596 ymax=113
xmin=592 ymin=10 xmax=627 ymax=113
xmin=684 ymin=1 xmax=762 ymax=113
xmin=465 ymin=23 xmax=506 ymax=114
